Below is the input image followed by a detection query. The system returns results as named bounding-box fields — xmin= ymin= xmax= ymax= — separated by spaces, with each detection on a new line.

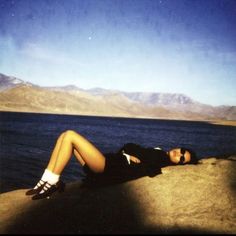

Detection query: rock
xmin=0 ymin=157 xmax=235 ymax=234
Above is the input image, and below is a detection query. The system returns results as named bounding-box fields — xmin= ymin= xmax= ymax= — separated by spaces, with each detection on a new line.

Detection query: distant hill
xmin=0 ymin=73 xmax=35 ymax=91
xmin=0 ymin=73 xmax=235 ymax=121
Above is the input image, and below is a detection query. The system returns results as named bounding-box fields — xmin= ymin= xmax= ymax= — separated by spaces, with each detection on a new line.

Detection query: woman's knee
xmin=63 ymin=130 xmax=79 ymax=142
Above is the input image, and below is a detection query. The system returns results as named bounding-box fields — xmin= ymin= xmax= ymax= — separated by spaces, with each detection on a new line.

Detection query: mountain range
xmin=0 ymin=73 xmax=235 ymax=121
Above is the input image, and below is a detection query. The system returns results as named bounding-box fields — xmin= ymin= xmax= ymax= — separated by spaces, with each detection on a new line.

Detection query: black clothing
xmin=83 ymin=143 xmax=173 ymax=187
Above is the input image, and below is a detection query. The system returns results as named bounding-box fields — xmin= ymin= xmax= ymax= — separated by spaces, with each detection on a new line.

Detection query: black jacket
xmin=118 ymin=143 xmax=173 ymax=177
xmin=83 ymin=143 xmax=173 ymax=187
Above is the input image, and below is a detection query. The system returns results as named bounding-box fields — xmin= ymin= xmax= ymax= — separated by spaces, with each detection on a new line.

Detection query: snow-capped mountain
xmin=0 ymin=73 xmax=34 ymax=91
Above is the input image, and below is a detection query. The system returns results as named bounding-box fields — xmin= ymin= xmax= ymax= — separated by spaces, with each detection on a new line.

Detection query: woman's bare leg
xmin=73 ymin=149 xmax=85 ymax=166
xmin=51 ymin=130 xmax=105 ymax=175
xmin=46 ymin=132 xmax=66 ymax=171
xmin=46 ymin=132 xmax=86 ymax=170
xmin=26 ymin=130 xmax=106 ymax=198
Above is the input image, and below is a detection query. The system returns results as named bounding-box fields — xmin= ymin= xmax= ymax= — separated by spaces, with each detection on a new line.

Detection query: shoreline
xmin=206 ymin=119 xmax=236 ymax=127
xmin=1 ymin=109 xmax=235 ymax=127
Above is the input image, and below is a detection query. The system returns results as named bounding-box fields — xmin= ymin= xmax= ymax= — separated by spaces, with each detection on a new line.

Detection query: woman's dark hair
xmin=184 ymin=148 xmax=198 ymax=164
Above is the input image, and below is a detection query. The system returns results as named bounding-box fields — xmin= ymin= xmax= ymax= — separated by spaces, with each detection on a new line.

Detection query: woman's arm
xmin=118 ymin=143 xmax=144 ymax=157
xmin=130 ymin=156 xmax=141 ymax=163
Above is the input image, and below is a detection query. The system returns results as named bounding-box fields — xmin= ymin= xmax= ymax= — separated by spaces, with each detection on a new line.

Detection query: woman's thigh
xmin=66 ymin=130 xmax=106 ymax=173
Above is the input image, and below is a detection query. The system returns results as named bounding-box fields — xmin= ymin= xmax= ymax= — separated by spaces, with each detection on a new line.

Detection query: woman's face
xmin=167 ymin=148 xmax=191 ymax=164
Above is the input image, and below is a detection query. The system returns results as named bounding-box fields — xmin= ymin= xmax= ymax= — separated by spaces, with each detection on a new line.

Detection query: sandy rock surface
xmin=0 ymin=157 xmax=235 ymax=234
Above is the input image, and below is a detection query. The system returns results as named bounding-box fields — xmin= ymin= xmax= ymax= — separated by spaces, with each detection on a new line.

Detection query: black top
xmin=117 ymin=143 xmax=173 ymax=175
xmin=83 ymin=143 xmax=173 ymax=187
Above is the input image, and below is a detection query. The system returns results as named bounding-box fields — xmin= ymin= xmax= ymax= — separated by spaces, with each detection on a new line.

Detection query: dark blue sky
xmin=0 ymin=0 xmax=236 ymax=105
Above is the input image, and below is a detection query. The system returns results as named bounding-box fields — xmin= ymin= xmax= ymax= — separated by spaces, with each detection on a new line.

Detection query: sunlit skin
xmin=167 ymin=148 xmax=191 ymax=164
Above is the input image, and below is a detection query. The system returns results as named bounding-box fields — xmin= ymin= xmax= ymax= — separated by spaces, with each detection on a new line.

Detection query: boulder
xmin=0 ymin=157 xmax=235 ymax=234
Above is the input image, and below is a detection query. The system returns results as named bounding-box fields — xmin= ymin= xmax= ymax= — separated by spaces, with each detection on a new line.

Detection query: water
xmin=0 ymin=111 xmax=236 ymax=193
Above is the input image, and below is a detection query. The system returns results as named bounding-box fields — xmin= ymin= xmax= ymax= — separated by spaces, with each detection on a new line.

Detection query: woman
xmin=25 ymin=130 xmax=198 ymax=200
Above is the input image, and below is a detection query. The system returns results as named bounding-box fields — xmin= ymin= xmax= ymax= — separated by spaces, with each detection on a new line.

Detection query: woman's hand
xmin=130 ymin=156 xmax=141 ymax=164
